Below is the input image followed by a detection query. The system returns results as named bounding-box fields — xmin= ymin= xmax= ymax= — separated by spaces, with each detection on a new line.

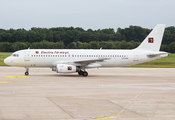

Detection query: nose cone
xmin=4 ymin=57 xmax=11 ymax=65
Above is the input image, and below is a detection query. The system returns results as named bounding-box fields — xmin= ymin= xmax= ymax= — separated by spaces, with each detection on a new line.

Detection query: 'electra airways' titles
xmin=4 ymin=24 xmax=168 ymax=76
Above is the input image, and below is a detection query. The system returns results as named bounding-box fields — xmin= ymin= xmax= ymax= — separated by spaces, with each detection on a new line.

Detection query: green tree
xmin=0 ymin=42 xmax=12 ymax=52
xmin=90 ymin=41 xmax=99 ymax=49
xmin=168 ymin=42 xmax=175 ymax=53
xmin=66 ymin=42 xmax=77 ymax=49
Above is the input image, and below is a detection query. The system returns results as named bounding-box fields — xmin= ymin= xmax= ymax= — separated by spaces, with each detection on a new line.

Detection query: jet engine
xmin=56 ymin=64 xmax=79 ymax=73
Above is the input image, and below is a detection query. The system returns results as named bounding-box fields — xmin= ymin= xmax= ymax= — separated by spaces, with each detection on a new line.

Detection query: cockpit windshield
xmin=11 ymin=54 xmax=19 ymax=57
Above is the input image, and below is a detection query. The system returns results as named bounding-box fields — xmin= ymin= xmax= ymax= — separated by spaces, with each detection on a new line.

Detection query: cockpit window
xmin=11 ymin=54 xmax=19 ymax=57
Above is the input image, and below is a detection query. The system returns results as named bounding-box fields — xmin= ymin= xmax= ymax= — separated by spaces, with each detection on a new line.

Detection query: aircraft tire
xmin=83 ymin=71 xmax=88 ymax=77
xmin=78 ymin=71 xmax=84 ymax=75
xmin=25 ymin=72 xmax=29 ymax=76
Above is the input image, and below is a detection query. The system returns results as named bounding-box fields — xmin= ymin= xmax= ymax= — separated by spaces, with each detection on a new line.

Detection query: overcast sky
xmin=0 ymin=0 xmax=174 ymax=30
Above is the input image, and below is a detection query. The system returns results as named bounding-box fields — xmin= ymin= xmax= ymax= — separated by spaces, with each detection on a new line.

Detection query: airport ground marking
xmin=2 ymin=76 xmax=175 ymax=120
xmin=3 ymin=75 xmax=28 ymax=78
xmin=91 ymin=116 xmax=118 ymax=119
xmin=1 ymin=76 xmax=142 ymax=120
xmin=0 ymin=81 xmax=9 ymax=83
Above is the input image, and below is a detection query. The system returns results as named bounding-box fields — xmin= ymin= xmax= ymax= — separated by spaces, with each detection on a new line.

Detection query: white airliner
xmin=4 ymin=24 xmax=168 ymax=76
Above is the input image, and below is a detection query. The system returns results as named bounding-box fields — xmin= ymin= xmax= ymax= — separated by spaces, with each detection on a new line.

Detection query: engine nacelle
xmin=56 ymin=64 xmax=79 ymax=73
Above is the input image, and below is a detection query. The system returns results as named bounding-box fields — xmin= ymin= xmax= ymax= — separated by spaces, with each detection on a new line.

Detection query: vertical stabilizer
xmin=136 ymin=24 xmax=166 ymax=51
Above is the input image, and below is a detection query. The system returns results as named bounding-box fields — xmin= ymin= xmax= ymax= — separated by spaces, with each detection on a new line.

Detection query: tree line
xmin=0 ymin=25 xmax=175 ymax=52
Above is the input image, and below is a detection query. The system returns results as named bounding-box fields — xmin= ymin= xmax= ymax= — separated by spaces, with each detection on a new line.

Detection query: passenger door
xmin=24 ymin=51 xmax=30 ymax=61
xmin=133 ymin=51 xmax=138 ymax=61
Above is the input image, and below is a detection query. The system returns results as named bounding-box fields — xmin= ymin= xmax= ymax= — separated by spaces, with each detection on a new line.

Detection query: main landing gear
xmin=25 ymin=67 xmax=29 ymax=76
xmin=78 ymin=70 xmax=88 ymax=77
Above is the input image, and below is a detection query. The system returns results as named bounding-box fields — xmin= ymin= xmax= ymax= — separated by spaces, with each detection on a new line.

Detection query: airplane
xmin=4 ymin=24 xmax=168 ymax=77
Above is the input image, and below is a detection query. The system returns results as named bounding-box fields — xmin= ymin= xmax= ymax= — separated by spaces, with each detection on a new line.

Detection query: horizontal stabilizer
xmin=147 ymin=52 xmax=169 ymax=57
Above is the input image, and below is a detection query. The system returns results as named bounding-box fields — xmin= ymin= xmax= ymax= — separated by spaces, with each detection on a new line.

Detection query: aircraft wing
xmin=73 ymin=58 xmax=110 ymax=67
xmin=52 ymin=58 xmax=110 ymax=67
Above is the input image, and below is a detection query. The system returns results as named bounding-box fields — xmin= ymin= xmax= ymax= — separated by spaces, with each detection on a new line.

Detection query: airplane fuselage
xmin=5 ymin=49 xmax=167 ymax=68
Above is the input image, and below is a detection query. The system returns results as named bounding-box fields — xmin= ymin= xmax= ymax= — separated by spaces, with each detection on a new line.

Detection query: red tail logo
xmin=148 ymin=38 xmax=154 ymax=43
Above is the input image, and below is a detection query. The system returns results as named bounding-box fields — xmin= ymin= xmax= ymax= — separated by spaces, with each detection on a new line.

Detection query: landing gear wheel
xmin=83 ymin=71 xmax=88 ymax=77
xmin=78 ymin=70 xmax=84 ymax=75
xmin=25 ymin=72 xmax=29 ymax=76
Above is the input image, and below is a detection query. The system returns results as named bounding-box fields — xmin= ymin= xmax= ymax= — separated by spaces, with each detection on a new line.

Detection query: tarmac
xmin=0 ymin=66 xmax=175 ymax=120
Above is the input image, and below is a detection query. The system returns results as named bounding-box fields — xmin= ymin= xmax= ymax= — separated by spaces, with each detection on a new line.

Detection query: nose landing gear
xmin=25 ymin=68 xmax=29 ymax=76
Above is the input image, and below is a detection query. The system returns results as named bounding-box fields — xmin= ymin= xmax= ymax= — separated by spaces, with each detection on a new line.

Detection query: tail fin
xmin=136 ymin=24 xmax=166 ymax=51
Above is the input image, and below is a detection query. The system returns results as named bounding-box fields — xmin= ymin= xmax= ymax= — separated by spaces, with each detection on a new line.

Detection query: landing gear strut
xmin=25 ymin=68 xmax=29 ymax=76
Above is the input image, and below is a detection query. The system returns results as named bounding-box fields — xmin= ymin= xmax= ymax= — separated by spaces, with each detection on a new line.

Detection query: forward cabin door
xmin=133 ymin=51 xmax=138 ymax=61
xmin=24 ymin=51 xmax=30 ymax=61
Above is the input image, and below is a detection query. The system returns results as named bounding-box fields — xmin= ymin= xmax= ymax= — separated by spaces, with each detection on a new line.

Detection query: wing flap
xmin=74 ymin=58 xmax=110 ymax=66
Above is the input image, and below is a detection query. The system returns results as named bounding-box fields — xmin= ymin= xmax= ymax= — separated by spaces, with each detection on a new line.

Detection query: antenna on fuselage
xmin=100 ymin=47 xmax=102 ymax=50
xmin=28 ymin=47 xmax=30 ymax=50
